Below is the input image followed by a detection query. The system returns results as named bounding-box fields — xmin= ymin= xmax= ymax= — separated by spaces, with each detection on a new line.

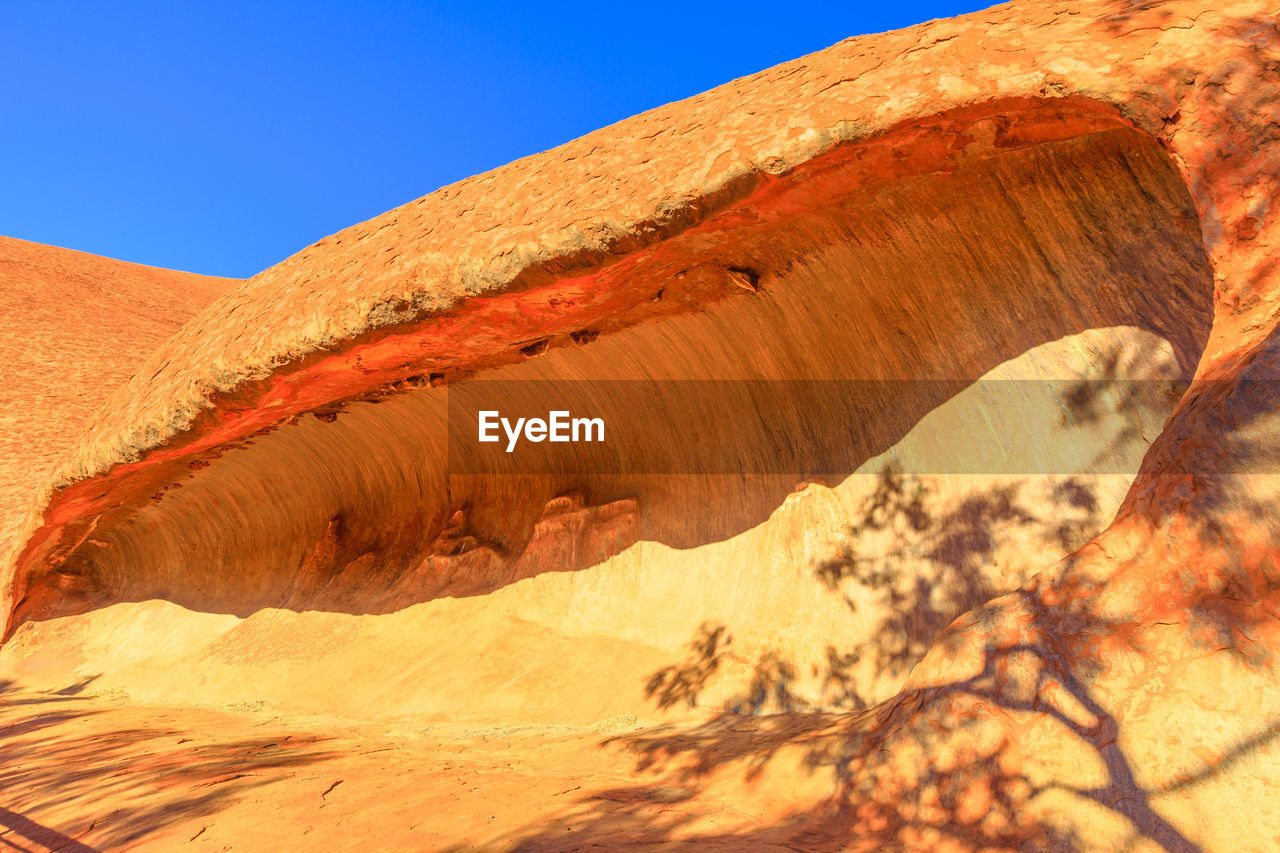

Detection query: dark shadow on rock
xmin=0 ymin=690 xmax=338 ymax=851
xmin=0 ymin=805 xmax=100 ymax=852
xmin=500 ymin=561 xmax=1280 ymax=851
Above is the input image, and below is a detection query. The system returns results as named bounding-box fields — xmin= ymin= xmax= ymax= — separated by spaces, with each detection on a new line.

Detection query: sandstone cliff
xmin=1 ymin=1 xmax=1278 ymax=850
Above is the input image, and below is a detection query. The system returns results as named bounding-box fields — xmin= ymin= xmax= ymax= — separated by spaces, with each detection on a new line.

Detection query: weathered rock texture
xmin=1 ymin=0 xmax=1279 ymax=850
xmin=0 ymin=238 xmax=235 ymax=616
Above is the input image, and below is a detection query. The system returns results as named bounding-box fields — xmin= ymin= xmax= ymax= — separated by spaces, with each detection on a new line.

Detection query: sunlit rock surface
xmin=1 ymin=0 xmax=1278 ymax=850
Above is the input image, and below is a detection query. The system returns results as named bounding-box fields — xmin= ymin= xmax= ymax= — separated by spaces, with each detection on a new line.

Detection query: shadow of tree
xmin=809 ymin=467 xmax=1103 ymax=708
xmin=511 ymin=375 xmax=1280 ymax=851
xmin=499 ymin=552 xmax=1280 ymax=851
xmin=0 ymin=680 xmax=339 ymax=851
xmin=644 ymin=622 xmax=736 ymax=711
xmin=646 ymin=465 xmax=1110 ymax=717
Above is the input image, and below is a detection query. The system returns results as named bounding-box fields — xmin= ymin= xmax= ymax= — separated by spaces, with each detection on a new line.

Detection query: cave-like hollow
xmin=8 ymin=101 xmax=1214 ymax=633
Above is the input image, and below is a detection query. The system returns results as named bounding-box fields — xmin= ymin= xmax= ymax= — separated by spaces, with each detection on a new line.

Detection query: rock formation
xmin=0 ymin=0 xmax=1277 ymax=849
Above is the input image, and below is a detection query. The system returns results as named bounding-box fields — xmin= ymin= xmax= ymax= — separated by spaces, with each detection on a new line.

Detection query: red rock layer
xmin=5 ymin=124 xmax=1212 ymax=627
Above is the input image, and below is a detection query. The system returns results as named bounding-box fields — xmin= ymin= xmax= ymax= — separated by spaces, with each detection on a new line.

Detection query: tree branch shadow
xmin=0 ymin=681 xmax=340 ymax=851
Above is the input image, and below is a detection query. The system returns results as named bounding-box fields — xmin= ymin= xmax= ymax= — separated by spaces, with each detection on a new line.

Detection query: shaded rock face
xmin=1 ymin=0 xmax=1279 ymax=850
xmin=5 ymin=124 xmax=1213 ymax=626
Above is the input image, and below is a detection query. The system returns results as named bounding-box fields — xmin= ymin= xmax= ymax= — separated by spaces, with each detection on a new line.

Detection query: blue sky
xmin=1 ymin=1 xmax=991 ymax=278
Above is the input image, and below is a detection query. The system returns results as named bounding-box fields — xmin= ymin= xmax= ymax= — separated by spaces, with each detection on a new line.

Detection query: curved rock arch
xmin=2 ymin=2 xmax=1279 ymax=847
xmin=5 ymin=104 xmax=1217 ymax=629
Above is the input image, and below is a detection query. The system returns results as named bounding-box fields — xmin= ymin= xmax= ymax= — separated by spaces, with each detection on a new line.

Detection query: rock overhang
xmin=3 ymin=0 xmax=1277 ymax=638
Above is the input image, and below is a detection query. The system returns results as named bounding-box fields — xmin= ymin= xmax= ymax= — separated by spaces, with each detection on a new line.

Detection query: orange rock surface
xmin=0 ymin=238 xmax=235 ymax=625
xmin=1 ymin=0 xmax=1279 ymax=849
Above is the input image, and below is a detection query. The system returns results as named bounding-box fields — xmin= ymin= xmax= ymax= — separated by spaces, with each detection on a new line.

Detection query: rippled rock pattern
xmin=0 ymin=1 xmax=1277 ymax=849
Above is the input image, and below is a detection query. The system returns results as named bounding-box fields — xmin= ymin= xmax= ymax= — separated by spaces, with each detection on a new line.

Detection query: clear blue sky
xmin=2 ymin=1 xmax=990 ymax=278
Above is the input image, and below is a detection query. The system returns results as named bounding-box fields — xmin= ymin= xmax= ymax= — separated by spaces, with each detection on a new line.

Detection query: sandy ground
xmin=0 ymin=686 xmax=849 ymax=852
